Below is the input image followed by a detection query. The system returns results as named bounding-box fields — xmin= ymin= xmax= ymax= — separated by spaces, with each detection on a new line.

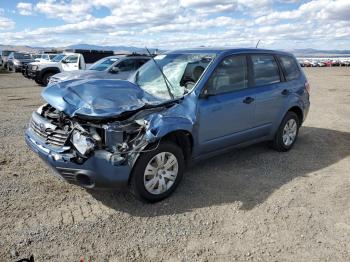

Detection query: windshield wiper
xmin=145 ymin=47 xmax=174 ymax=100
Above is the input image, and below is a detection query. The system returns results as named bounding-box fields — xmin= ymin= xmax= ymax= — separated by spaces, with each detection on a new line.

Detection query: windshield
xmin=14 ymin=53 xmax=31 ymax=59
xmin=89 ymin=57 xmax=119 ymax=71
xmin=32 ymin=54 xmax=41 ymax=59
xmin=51 ymin=54 xmax=65 ymax=62
xmin=135 ymin=53 xmax=216 ymax=99
xmin=2 ymin=51 xmax=13 ymax=56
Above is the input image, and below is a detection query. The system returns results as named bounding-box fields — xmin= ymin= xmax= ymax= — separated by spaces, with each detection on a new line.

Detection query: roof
xmin=165 ymin=47 xmax=293 ymax=56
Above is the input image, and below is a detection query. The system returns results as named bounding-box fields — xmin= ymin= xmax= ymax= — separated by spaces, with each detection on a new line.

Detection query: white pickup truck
xmin=26 ymin=50 xmax=114 ymax=86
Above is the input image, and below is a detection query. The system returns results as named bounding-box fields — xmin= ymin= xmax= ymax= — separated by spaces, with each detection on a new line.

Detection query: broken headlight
xmin=71 ymin=130 xmax=95 ymax=156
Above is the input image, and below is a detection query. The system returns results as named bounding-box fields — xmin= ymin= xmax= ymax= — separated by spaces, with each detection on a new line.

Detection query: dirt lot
xmin=0 ymin=68 xmax=349 ymax=261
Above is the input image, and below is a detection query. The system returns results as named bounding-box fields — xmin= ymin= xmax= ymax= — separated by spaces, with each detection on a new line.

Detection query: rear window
xmin=279 ymin=55 xmax=300 ymax=81
xmin=251 ymin=55 xmax=280 ymax=86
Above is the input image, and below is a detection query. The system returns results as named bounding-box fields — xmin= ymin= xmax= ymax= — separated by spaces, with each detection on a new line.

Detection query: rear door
xmin=249 ymin=54 xmax=286 ymax=136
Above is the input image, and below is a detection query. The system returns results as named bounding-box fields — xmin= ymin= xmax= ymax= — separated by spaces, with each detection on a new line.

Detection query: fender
xmin=145 ymin=114 xmax=194 ymax=142
xmin=38 ymin=67 xmax=61 ymax=81
xmin=271 ymin=93 xmax=305 ymax=137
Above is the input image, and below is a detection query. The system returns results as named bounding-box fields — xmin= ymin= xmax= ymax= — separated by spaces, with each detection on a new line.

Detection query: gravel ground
xmin=0 ymin=68 xmax=349 ymax=261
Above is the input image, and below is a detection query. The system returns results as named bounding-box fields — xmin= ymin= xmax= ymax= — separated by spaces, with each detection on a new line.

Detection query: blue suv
xmin=25 ymin=48 xmax=310 ymax=202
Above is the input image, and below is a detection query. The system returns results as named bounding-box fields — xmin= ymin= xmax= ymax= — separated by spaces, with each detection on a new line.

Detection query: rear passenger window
xmin=118 ymin=60 xmax=136 ymax=71
xmin=136 ymin=59 xmax=149 ymax=68
xmin=251 ymin=55 xmax=280 ymax=86
xmin=207 ymin=55 xmax=248 ymax=94
xmin=280 ymin=55 xmax=300 ymax=81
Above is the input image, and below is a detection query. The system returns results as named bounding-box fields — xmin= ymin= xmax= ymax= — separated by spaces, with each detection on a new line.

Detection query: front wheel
xmin=130 ymin=141 xmax=184 ymax=202
xmin=42 ymin=72 xmax=54 ymax=86
xmin=271 ymin=111 xmax=300 ymax=152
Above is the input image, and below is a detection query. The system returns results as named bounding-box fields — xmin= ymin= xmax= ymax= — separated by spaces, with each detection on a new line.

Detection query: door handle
xmin=281 ymin=89 xmax=289 ymax=96
xmin=243 ymin=97 xmax=254 ymax=104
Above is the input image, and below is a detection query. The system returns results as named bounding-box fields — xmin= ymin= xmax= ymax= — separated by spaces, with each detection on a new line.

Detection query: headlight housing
xmin=31 ymin=65 xmax=38 ymax=71
xmin=71 ymin=130 xmax=95 ymax=156
xmin=36 ymin=104 xmax=45 ymax=114
xmin=14 ymin=60 xmax=21 ymax=65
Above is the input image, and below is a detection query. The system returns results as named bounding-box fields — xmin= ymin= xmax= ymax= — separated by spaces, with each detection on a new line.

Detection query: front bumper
xmin=27 ymin=69 xmax=39 ymax=80
xmin=25 ymin=128 xmax=131 ymax=189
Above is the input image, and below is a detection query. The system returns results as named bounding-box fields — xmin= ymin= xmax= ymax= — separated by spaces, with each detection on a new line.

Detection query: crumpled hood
xmin=52 ymin=70 xmax=108 ymax=81
xmin=42 ymin=79 xmax=164 ymax=118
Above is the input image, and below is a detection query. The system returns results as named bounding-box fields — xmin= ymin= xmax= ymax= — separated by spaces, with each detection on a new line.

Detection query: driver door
xmin=197 ymin=55 xmax=256 ymax=154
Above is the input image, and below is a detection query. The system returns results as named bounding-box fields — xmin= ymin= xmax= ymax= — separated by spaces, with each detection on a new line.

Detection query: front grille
xmin=30 ymin=114 xmax=70 ymax=147
xmin=56 ymin=168 xmax=76 ymax=182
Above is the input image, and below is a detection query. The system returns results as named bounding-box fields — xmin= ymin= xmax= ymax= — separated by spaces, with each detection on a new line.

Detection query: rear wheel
xmin=130 ymin=141 xmax=184 ymax=202
xmin=271 ymin=111 xmax=300 ymax=152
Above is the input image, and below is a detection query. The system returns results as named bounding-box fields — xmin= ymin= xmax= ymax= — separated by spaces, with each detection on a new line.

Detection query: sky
xmin=0 ymin=0 xmax=349 ymax=50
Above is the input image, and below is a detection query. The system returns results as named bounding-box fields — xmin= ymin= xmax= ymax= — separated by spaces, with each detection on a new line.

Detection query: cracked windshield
xmin=135 ymin=53 xmax=216 ymax=99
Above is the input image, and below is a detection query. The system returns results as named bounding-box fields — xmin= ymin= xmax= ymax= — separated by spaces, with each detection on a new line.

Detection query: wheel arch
xmin=287 ymin=106 xmax=303 ymax=125
xmin=161 ymin=130 xmax=194 ymax=166
xmin=39 ymin=67 xmax=60 ymax=80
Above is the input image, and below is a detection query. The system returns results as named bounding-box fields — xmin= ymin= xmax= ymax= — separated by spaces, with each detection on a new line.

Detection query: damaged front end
xmin=25 ymin=103 xmax=159 ymax=189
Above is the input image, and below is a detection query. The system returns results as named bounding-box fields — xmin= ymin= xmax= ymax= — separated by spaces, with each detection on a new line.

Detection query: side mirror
xmin=61 ymin=60 xmax=67 ymax=64
xmin=199 ymin=87 xmax=215 ymax=99
xmin=110 ymin=66 xmax=120 ymax=73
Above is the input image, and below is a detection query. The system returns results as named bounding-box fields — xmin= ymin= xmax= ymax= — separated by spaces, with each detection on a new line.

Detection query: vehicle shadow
xmin=88 ymin=126 xmax=350 ymax=216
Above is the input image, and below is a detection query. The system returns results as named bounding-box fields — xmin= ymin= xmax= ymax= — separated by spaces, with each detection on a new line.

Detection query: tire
xmin=130 ymin=141 xmax=185 ymax=203
xmin=42 ymin=72 xmax=54 ymax=86
xmin=271 ymin=111 xmax=300 ymax=152
xmin=35 ymin=79 xmax=43 ymax=85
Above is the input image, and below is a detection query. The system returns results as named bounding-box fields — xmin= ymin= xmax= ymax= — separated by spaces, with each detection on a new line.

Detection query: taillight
xmin=305 ymin=81 xmax=310 ymax=94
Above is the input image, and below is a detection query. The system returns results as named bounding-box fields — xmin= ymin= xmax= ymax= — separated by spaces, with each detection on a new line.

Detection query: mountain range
xmin=1 ymin=44 xmax=350 ymax=57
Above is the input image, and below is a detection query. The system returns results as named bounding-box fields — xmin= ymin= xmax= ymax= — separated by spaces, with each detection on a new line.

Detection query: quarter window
xmin=251 ymin=55 xmax=280 ymax=86
xmin=279 ymin=55 xmax=300 ymax=81
xmin=206 ymin=55 xmax=248 ymax=94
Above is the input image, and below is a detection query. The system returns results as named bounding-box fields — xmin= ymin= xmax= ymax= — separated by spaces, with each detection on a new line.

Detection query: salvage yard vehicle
xmin=22 ymin=53 xmax=64 ymax=78
xmin=7 ymin=52 xmax=34 ymax=72
xmin=25 ymin=48 xmax=310 ymax=202
xmin=0 ymin=49 xmax=15 ymax=68
xmin=48 ymin=54 xmax=151 ymax=85
xmin=26 ymin=49 xmax=114 ymax=86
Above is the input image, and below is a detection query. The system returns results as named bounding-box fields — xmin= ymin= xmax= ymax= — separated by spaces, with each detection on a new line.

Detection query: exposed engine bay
xmin=33 ymin=103 xmax=163 ymax=167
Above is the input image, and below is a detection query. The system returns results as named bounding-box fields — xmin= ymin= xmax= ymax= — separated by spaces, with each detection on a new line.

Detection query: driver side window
xmin=206 ymin=55 xmax=248 ymax=95
xmin=64 ymin=55 xmax=78 ymax=63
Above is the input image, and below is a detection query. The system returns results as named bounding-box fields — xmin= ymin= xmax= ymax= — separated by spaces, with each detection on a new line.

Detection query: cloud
xmin=0 ymin=16 xmax=15 ymax=30
xmin=17 ymin=2 xmax=34 ymax=16
xmin=35 ymin=0 xmax=94 ymax=22
xmin=1 ymin=0 xmax=350 ymax=50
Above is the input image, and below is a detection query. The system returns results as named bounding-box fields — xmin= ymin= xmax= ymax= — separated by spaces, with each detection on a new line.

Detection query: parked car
xmin=25 ymin=48 xmax=310 ymax=202
xmin=0 ymin=50 xmax=15 ymax=68
xmin=7 ymin=52 xmax=34 ymax=72
xmin=340 ymin=60 xmax=350 ymax=66
xmin=48 ymin=54 xmax=151 ymax=85
xmin=24 ymin=54 xmax=65 ymax=80
xmin=27 ymin=49 xmax=114 ymax=86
